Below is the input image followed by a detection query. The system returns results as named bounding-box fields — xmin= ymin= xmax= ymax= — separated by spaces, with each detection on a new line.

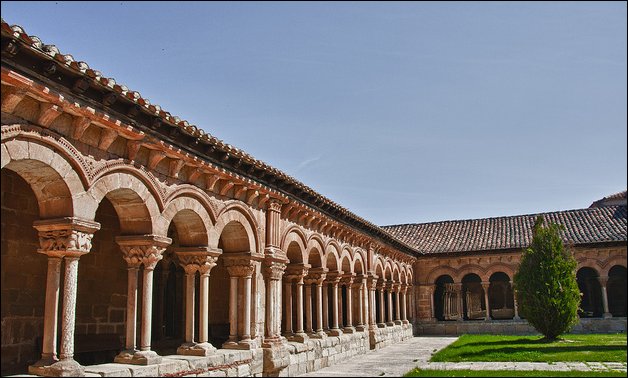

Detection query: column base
xmin=310 ymin=330 xmax=328 ymax=339
xmin=513 ymin=316 xmax=521 ymax=321
xmin=114 ymin=349 xmax=162 ymax=365
xmin=29 ymin=358 xmax=85 ymax=377
xmin=394 ymin=320 xmax=402 ymax=325
xmin=262 ymin=336 xmax=286 ymax=348
xmin=343 ymin=326 xmax=356 ymax=334
xmin=386 ymin=322 xmax=395 ymax=327
xmin=327 ymin=328 xmax=343 ymax=336
xmin=237 ymin=338 xmax=258 ymax=350
xmin=288 ymin=332 xmax=309 ymax=343
xmin=355 ymin=325 xmax=366 ymax=332
xmin=377 ymin=323 xmax=387 ymax=328
xmin=402 ymin=320 xmax=409 ymax=325
xmin=603 ymin=313 xmax=613 ymax=319
xmin=177 ymin=342 xmax=216 ymax=356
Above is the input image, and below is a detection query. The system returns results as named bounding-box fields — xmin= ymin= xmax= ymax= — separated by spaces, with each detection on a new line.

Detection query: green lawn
xmin=405 ymin=369 xmax=627 ymax=377
xmin=430 ymin=334 xmax=627 ymax=363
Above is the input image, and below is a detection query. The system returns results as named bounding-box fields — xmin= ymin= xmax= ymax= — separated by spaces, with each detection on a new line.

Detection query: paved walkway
xmin=298 ymin=336 xmax=627 ymax=376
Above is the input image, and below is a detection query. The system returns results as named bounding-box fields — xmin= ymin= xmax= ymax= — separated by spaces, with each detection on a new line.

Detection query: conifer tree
xmin=513 ymin=216 xmax=581 ymax=340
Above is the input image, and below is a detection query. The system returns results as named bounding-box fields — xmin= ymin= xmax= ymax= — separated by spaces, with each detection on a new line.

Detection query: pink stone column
xmin=40 ymin=257 xmax=62 ymax=364
xmin=386 ymin=285 xmax=394 ymax=326
xmin=183 ymin=269 xmax=196 ymax=344
xmin=295 ymin=279 xmax=305 ymax=334
xmin=284 ymin=280 xmax=293 ymax=335
xmin=228 ymin=275 xmax=239 ymax=344
xmin=329 ymin=278 xmax=342 ymax=336
xmin=263 ymin=260 xmax=287 ymax=346
xmin=394 ymin=284 xmax=402 ymax=325
xmin=30 ymin=217 xmax=100 ymax=376
xmin=343 ymin=277 xmax=355 ymax=333
xmin=378 ymin=285 xmax=386 ymax=327
xmin=322 ymin=282 xmax=329 ymax=331
xmin=115 ymin=235 xmax=171 ymax=365
xmin=481 ymin=282 xmax=491 ymax=321
xmin=304 ymin=283 xmax=313 ymax=334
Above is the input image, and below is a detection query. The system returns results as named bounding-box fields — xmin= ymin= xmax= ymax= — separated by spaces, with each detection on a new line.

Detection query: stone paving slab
xmin=298 ymin=336 xmax=627 ymax=377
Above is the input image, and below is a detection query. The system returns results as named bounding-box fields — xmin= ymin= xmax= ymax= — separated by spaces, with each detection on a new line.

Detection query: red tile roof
xmin=382 ymin=206 xmax=627 ymax=254
xmin=590 ymin=190 xmax=627 ymax=208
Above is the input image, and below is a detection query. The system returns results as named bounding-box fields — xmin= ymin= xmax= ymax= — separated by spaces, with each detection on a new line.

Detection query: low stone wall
xmin=84 ymin=349 xmax=264 ymax=377
xmin=34 ymin=325 xmax=416 ymax=377
xmin=370 ymin=324 xmax=414 ymax=350
xmin=414 ymin=317 xmax=627 ymax=336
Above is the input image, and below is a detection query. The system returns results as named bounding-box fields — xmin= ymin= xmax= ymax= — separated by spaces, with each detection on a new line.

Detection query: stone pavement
xmin=298 ymin=336 xmax=627 ymax=377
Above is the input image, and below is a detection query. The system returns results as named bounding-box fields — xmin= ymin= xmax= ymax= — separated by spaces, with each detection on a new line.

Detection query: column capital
xmin=340 ymin=273 xmax=355 ymax=286
xmin=267 ymin=199 xmax=283 ymax=213
xmin=285 ymin=263 xmax=311 ymax=282
xmin=34 ymin=217 xmax=101 ymax=258
xmin=175 ymin=247 xmax=221 ymax=275
xmin=116 ymin=234 xmax=172 ymax=269
xmin=597 ymin=275 xmax=610 ymax=286
xmin=304 ymin=267 xmax=328 ymax=285
xmin=264 ymin=260 xmax=287 ymax=280
xmin=480 ymin=281 xmax=491 ymax=290
xmin=223 ymin=256 xmax=257 ymax=277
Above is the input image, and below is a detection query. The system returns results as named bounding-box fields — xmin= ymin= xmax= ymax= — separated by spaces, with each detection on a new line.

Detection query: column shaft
xmin=316 ymin=284 xmax=324 ymax=332
xmin=296 ymin=282 xmax=305 ymax=333
xmin=242 ymin=276 xmax=252 ymax=340
xmin=305 ymin=284 xmax=313 ymax=333
xmin=331 ymin=283 xmax=339 ymax=329
xmin=59 ymin=257 xmax=80 ymax=360
xmin=199 ymin=272 xmax=210 ymax=342
xmin=140 ymin=268 xmax=155 ymax=351
xmin=346 ymin=284 xmax=353 ymax=327
xmin=228 ymin=276 xmax=238 ymax=342
xmin=285 ymin=282 xmax=293 ymax=334
xmin=41 ymin=257 xmax=62 ymax=361
xmin=184 ymin=272 xmax=195 ymax=343
xmin=322 ymin=283 xmax=329 ymax=330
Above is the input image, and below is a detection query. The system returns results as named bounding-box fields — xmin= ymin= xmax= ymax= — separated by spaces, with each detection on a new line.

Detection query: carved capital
xmin=116 ymin=234 xmax=172 ymax=269
xmin=284 ymin=263 xmax=310 ymax=282
xmin=340 ymin=274 xmax=355 ymax=286
xmin=305 ymin=267 xmax=328 ymax=284
xmin=597 ymin=276 xmax=609 ymax=287
xmin=267 ymin=199 xmax=282 ymax=213
xmin=175 ymin=247 xmax=221 ymax=275
xmin=33 ymin=217 xmax=101 ymax=258
xmin=264 ymin=261 xmax=287 ymax=280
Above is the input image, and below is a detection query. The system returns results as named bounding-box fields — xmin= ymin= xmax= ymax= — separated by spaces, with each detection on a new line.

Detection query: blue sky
xmin=2 ymin=2 xmax=626 ymax=225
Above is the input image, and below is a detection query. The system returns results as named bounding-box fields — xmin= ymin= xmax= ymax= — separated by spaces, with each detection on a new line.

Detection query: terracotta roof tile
xmin=382 ymin=206 xmax=627 ymax=254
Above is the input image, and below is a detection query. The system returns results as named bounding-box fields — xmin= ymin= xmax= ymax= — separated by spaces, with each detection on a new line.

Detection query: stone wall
xmin=1 ymin=169 xmax=46 ymax=376
xmin=370 ymin=324 xmax=414 ymax=350
xmin=414 ymin=318 xmax=627 ymax=336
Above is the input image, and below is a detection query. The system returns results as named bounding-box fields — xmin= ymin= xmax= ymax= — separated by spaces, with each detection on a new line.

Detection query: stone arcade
xmin=1 ymin=20 xmax=626 ymax=377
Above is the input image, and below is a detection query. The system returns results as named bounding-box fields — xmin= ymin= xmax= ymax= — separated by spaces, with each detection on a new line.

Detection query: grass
xmin=430 ymin=333 xmax=627 ymax=363
xmin=404 ymin=369 xmax=627 ymax=377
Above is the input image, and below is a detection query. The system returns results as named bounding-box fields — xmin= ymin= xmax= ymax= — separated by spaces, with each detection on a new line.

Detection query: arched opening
xmin=375 ymin=265 xmax=384 ymax=324
xmin=461 ymin=273 xmax=484 ymax=320
xmin=324 ymin=251 xmax=340 ymax=332
xmin=577 ymin=267 xmax=603 ymax=318
xmin=213 ymin=220 xmax=254 ymax=347
xmin=282 ymin=240 xmax=305 ymax=337
xmin=1 ymin=169 xmax=46 ymax=375
xmin=434 ymin=275 xmax=454 ymax=321
xmin=607 ymin=265 xmax=627 ymax=317
xmin=488 ymin=272 xmax=514 ymax=320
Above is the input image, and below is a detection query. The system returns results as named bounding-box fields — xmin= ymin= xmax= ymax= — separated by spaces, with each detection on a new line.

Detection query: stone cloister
xmin=1 ymin=19 xmax=627 ymax=378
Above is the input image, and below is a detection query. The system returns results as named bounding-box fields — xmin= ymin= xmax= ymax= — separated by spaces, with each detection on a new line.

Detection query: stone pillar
xmin=377 ymin=283 xmax=386 ymax=327
xmin=453 ymin=283 xmax=464 ymax=321
xmin=227 ymin=275 xmax=239 ymax=345
xmin=342 ymin=275 xmax=355 ymax=333
xmin=263 ymin=259 xmax=287 ymax=346
xmin=285 ymin=264 xmax=309 ymax=342
xmin=328 ymin=274 xmax=342 ymax=336
xmin=598 ymin=276 xmax=612 ymax=318
xmin=367 ymin=276 xmax=378 ymax=329
xmin=30 ymin=217 xmax=100 ymax=377
xmin=283 ymin=280 xmax=293 ymax=336
xmin=306 ymin=268 xmax=327 ymax=338
xmin=115 ymin=235 xmax=171 ymax=365
xmin=429 ymin=285 xmax=436 ymax=320
xmin=224 ymin=257 xmax=257 ymax=349
xmin=355 ymin=277 xmax=365 ymax=331
xmin=401 ymin=286 xmax=409 ymax=324
xmin=322 ymin=282 xmax=329 ymax=331
xmin=304 ymin=283 xmax=313 ymax=334
xmin=510 ymin=281 xmax=520 ymax=320
xmin=481 ymin=282 xmax=491 ymax=321
xmin=394 ymin=284 xmax=402 ymax=325
xmin=176 ymin=248 xmax=220 ymax=355
xmin=386 ymin=284 xmax=395 ymax=326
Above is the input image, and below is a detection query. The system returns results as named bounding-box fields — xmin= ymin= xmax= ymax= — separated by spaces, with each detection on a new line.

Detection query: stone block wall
xmin=1 ymin=169 xmax=46 ymax=376
xmin=370 ymin=324 xmax=414 ymax=350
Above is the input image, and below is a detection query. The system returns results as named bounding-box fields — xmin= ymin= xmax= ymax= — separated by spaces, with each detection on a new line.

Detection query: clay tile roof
xmin=381 ymin=206 xmax=627 ymax=254
xmin=590 ymin=190 xmax=627 ymax=208
xmin=1 ymin=18 xmax=420 ymax=256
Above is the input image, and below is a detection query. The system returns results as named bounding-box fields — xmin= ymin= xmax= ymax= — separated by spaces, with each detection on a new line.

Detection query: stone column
xmin=453 ymin=283 xmax=464 ymax=321
xmin=304 ymin=283 xmax=313 ymax=334
xmin=386 ymin=284 xmax=395 ymax=326
xmin=481 ymin=281 xmax=491 ymax=321
xmin=306 ymin=268 xmax=327 ymax=338
xmin=394 ymin=284 xmax=402 ymax=325
xmin=176 ymin=248 xmax=220 ymax=355
xmin=598 ymin=276 xmax=612 ymax=318
xmin=115 ymin=235 xmax=171 ymax=365
xmin=429 ymin=285 xmax=436 ymax=320
xmin=285 ymin=264 xmax=309 ymax=342
xmin=355 ymin=277 xmax=365 ymax=331
xmin=377 ymin=283 xmax=386 ymax=327
xmin=510 ymin=281 xmax=521 ymax=320
xmin=224 ymin=258 xmax=257 ymax=349
xmin=401 ymin=286 xmax=409 ymax=324
xmin=367 ymin=276 xmax=378 ymax=329
xmin=328 ymin=274 xmax=342 ymax=336
xmin=322 ymin=282 xmax=329 ymax=331
xmin=283 ymin=279 xmax=293 ymax=336
xmin=263 ymin=259 xmax=287 ymax=346
xmin=30 ymin=217 xmax=100 ymax=377
xmin=227 ymin=275 xmax=239 ymax=345
xmin=342 ymin=275 xmax=355 ymax=333
xmin=362 ymin=278 xmax=369 ymax=330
